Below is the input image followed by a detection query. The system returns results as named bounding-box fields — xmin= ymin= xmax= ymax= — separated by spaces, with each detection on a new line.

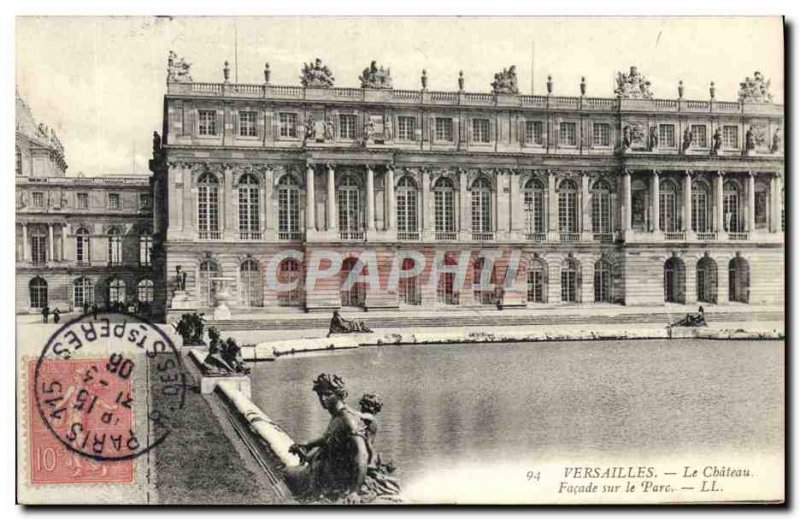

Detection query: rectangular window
xmin=198 ymin=110 xmax=217 ymax=136
xmin=659 ymin=124 xmax=676 ymax=148
xmin=525 ymin=121 xmax=544 ymax=145
xmin=397 ymin=116 xmax=416 ymax=141
xmin=108 ymin=193 xmax=120 ymax=210
xmin=239 ymin=111 xmax=257 ymax=137
xmin=592 ymin=192 xmax=612 ymax=233
xmin=31 ymin=235 xmax=47 ymax=266
xmin=592 ymin=123 xmax=611 ymax=147
xmin=723 ymin=126 xmax=739 ymax=149
xmin=435 ymin=118 xmax=453 ymax=141
xmin=279 ymin=113 xmax=298 ymax=138
xmin=435 ymin=190 xmax=455 ymax=232
xmin=339 ymin=114 xmax=357 ymax=140
xmin=472 ymin=119 xmax=490 ymax=143
xmin=32 ymin=192 xmax=44 ymax=208
xmin=77 ymin=193 xmax=89 ymax=209
xmin=558 ymin=192 xmax=578 ymax=232
xmin=139 ymin=193 xmax=151 ymax=211
xmin=691 ymin=125 xmax=708 ymax=149
xmin=139 ymin=236 xmax=152 ymax=266
xmin=559 ymin=122 xmax=577 ymax=146
xmin=524 ymin=191 xmax=544 ymax=233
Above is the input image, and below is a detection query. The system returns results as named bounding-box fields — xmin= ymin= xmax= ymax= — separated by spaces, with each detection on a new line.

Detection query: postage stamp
xmin=26 ymin=312 xmax=187 ymax=487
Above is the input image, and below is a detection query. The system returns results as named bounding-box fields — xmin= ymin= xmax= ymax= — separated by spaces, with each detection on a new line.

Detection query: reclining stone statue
xmin=201 ymin=327 xmax=251 ymax=376
xmin=327 ymin=311 xmax=373 ymax=337
xmin=285 ymin=374 xmax=401 ymax=504
xmin=671 ymin=306 xmax=707 ymax=327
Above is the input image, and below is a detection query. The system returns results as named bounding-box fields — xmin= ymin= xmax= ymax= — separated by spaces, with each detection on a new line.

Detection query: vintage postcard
xmin=15 ymin=16 xmax=784 ymax=505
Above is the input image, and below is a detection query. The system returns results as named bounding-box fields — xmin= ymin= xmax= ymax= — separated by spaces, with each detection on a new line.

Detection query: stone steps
xmin=208 ymin=310 xmax=782 ymax=332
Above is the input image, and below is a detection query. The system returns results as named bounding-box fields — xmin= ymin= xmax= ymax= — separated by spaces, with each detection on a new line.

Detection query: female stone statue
xmin=286 ymin=374 xmax=400 ymax=503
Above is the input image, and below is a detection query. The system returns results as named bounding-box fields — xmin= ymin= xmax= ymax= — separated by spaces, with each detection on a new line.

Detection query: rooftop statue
xmin=167 ymin=50 xmax=193 ymax=83
xmin=614 ymin=66 xmax=653 ymax=99
xmin=491 ymin=65 xmax=519 ymax=95
xmin=359 ymin=61 xmax=393 ymax=89
xmin=286 ymin=374 xmax=401 ymax=504
xmin=301 ymin=58 xmax=335 ymax=88
xmin=738 ymin=71 xmax=773 ymax=103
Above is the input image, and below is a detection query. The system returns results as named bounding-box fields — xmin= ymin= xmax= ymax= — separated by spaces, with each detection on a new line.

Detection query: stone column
xmin=459 ymin=169 xmax=469 ymax=234
xmin=22 ymin=223 xmax=29 ymax=262
xmin=547 ymin=171 xmax=558 ymax=236
xmin=581 ymin=173 xmax=591 ymax=235
xmin=385 ymin=166 xmax=395 ymax=230
xmin=771 ymin=174 xmax=782 ymax=233
xmin=622 ymin=169 xmax=632 ymax=232
xmin=714 ymin=172 xmax=724 ymax=233
xmin=747 ymin=172 xmax=756 ymax=232
xmin=48 ymin=224 xmax=54 ymax=263
xmin=683 ymin=171 xmax=692 ymax=233
xmin=366 ymin=165 xmax=376 ymax=231
xmin=651 ymin=170 xmax=660 ymax=232
xmin=306 ymin=164 xmax=316 ymax=231
xmin=422 ymin=171 xmax=433 ymax=234
xmin=326 ymin=164 xmax=337 ymax=230
xmin=61 ymin=225 xmax=65 ymax=261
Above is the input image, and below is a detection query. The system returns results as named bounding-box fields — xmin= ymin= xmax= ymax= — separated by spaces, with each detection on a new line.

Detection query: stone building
xmin=16 ymin=93 xmax=156 ymax=315
xmin=149 ymin=59 xmax=784 ymax=318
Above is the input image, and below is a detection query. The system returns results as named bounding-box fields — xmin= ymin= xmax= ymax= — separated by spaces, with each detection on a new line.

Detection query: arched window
xmin=199 ymin=260 xmax=219 ymax=307
xmin=16 ymin=146 xmax=22 ymax=176
xmin=591 ymin=179 xmax=612 ymax=234
xmin=471 ymin=257 xmax=497 ymax=305
xmin=561 ymin=258 xmax=580 ymax=303
xmin=340 ymin=257 xmax=366 ymax=307
xmin=75 ymin=227 xmax=91 ymax=265
xmin=72 ymin=277 xmax=94 ymax=307
xmin=754 ymin=180 xmax=769 ymax=228
xmin=398 ymin=257 xmax=421 ymax=305
xmin=723 ymin=180 xmax=742 ymax=233
xmin=659 ymin=179 xmax=679 ymax=232
xmin=238 ymin=173 xmax=260 ymax=239
xmin=29 ymin=277 xmax=48 ymax=308
xmin=277 ymin=257 xmax=302 ymax=307
xmin=692 ymin=180 xmax=711 ymax=233
xmin=277 ymin=175 xmax=300 ymax=237
xmin=108 ymin=278 xmax=126 ymax=304
xmin=338 ymin=176 xmax=362 ymax=232
xmin=664 ymin=257 xmax=686 ymax=303
xmin=30 ymin=225 xmax=48 ymax=266
xmin=239 ymin=258 xmax=263 ymax=307
xmin=697 ymin=256 xmax=718 ymax=303
xmin=137 ymin=279 xmax=154 ymax=303
xmin=729 ymin=256 xmax=750 ymax=303
xmin=470 ymin=177 xmax=492 ymax=233
xmin=437 ymin=253 xmax=459 ymax=305
xmin=396 ymin=176 xmax=419 ymax=233
xmin=523 ymin=178 xmax=545 ymax=234
xmin=434 ymin=177 xmax=455 ymax=234
xmin=198 ymin=172 xmax=220 ymax=239
xmin=557 ymin=179 xmax=579 ymax=233
xmin=107 ymin=227 xmax=123 ymax=266
xmin=594 ymin=258 xmax=612 ymax=303
xmin=526 ymin=257 xmax=547 ymax=303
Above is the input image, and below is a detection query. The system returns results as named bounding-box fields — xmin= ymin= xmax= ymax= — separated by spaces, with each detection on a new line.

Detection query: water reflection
xmin=250 ymin=340 xmax=783 ymax=487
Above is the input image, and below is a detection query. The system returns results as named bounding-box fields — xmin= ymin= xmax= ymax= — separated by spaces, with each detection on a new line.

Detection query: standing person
xmin=82 ymin=301 xmax=89 ymax=316
xmin=41 ymin=305 xmax=50 ymax=323
xmin=91 ymin=303 xmax=99 ymax=320
xmin=52 ymin=308 xmax=61 ymax=324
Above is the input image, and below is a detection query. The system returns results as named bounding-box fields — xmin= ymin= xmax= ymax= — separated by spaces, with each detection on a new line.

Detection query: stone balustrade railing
xmin=166 ymin=81 xmax=783 ymax=116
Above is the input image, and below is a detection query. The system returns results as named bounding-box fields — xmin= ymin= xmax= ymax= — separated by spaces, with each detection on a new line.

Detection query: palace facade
xmin=15 ymin=93 xmax=156 ymax=314
xmin=149 ymin=59 xmax=784 ymax=318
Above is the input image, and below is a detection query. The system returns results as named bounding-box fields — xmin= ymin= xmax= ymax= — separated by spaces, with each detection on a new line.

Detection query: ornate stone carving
xmin=491 ymin=65 xmax=519 ymax=95
xmin=167 ymin=50 xmax=193 ymax=83
xmin=738 ymin=71 xmax=773 ymax=103
xmin=300 ymin=58 xmax=335 ymax=88
xmin=614 ymin=66 xmax=653 ymax=99
xmin=359 ymin=61 xmax=393 ymax=89
xmin=771 ymin=128 xmax=782 ymax=153
xmin=621 ymin=121 xmax=646 ymax=151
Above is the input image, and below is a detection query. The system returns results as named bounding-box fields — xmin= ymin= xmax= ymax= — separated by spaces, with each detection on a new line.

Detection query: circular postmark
xmin=33 ymin=311 xmax=188 ymax=462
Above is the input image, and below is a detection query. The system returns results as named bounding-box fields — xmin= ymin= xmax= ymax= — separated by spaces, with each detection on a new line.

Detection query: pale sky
xmin=15 ymin=16 xmax=784 ymax=177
